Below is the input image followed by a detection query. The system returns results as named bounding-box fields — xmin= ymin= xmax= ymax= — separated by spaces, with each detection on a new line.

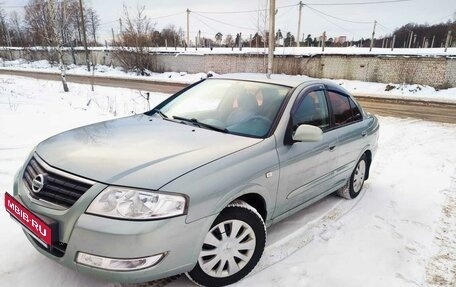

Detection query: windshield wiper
xmin=152 ymin=108 xmax=168 ymax=119
xmin=172 ymin=116 xmax=228 ymax=133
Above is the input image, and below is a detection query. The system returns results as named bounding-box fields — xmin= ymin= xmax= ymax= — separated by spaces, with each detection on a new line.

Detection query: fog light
xmin=75 ymin=252 xmax=165 ymax=271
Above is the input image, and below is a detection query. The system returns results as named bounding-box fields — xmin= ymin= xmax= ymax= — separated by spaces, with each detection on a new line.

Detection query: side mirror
xmin=292 ymin=124 xmax=323 ymax=142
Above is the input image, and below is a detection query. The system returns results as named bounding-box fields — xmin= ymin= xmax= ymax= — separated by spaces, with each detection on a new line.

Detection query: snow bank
xmin=1 ymin=59 xmax=455 ymax=103
xmin=1 ymin=46 xmax=455 ymax=56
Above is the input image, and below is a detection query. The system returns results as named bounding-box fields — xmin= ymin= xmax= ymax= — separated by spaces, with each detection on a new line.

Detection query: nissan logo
xmin=32 ymin=174 xmax=46 ymax=193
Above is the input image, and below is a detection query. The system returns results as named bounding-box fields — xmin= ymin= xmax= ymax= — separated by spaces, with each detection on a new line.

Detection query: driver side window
xmin=293 ymin=90 xmax=330 ymax=131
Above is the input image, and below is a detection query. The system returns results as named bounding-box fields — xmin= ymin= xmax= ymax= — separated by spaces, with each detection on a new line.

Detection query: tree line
xmin=1 ymin=2 xmax=454 ymax=50
xmin=0 ymin=1 xmax=185 ymax=49
xmin=0 ymin=0 xmax=99 ymax=47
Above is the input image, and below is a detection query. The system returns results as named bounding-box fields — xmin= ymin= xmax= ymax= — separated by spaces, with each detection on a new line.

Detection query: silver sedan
xmin=6 ymin=73 xmax=379 ymax=286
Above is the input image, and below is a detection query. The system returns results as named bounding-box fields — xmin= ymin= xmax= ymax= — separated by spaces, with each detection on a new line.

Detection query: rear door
xmin=326 ymin=88 xmax=368 ymax=184
xmin=274 ymin=84 xmax=338 ymax=217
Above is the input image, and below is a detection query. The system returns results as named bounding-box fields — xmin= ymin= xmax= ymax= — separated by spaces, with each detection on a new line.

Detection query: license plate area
xmin=4 ymin=192 xmax=58 ymax=247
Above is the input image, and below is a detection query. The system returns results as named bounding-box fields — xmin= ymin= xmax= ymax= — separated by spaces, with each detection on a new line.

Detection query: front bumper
xmin=23 ymin=212 xmax=215 ymax=283
xmin=13 ymin=170 xmax=216 ymax=283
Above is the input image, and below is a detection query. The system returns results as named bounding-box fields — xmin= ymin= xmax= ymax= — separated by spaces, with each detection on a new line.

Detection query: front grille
xmin=23 ymin=156 xmax=93 ymax=208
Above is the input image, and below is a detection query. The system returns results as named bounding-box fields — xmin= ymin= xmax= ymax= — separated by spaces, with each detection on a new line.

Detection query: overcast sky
xmin=1 ymin=0 xmax=455 ymax=42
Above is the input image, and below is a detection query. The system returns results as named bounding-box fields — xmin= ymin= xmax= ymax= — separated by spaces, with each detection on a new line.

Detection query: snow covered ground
xmin=1 ymin=58 xmax=455 ymax=103
xmin=1 ymin=46 xmax=456 ymax=56
xmin=0 ymin=75 xmax=455 ymax=287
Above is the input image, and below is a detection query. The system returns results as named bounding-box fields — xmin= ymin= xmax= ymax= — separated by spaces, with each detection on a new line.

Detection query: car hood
xmin=36 ymin=114 xmax=261 ymax=190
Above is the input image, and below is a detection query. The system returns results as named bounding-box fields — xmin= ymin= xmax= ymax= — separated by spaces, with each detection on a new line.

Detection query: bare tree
xmin=86 ymin=7 xmax=100 ymax=45
xmin=215 ymin=32 xmax=223 ymax=46
xmin=0 ymin=7 xmax=11 ymax=47
xmin=160 ymin=25 xmax=179 ymax=47
xmin=9 ymin=11 xmax=24 ymax=47
xmin=113 ymin=5 xmax=156 ymax=74
xmin=256 ymin=0 xmax=268 ymax=48
xmin=224 ymin=34 xmax=233 ymax=47
xmin=24 ymin=0 xmax=69 ymax=91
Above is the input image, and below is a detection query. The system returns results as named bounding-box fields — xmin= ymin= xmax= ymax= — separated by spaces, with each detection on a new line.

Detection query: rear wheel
xmin=337 ymin=154 xmax=367 ymax=199
xmin=186 ymin=201 xmax=266 ymax=287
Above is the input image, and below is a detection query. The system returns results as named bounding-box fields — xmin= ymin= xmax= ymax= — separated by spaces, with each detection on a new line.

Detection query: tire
xmin=337 ymin=154 xmax=367 ymax=199
xmin=186 ymin=200 xmax=266 ymax=287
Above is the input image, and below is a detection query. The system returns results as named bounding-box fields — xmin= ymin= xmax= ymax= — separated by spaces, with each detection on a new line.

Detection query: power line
xmin=191 ymin=0 xmax=408 ymax=14
xmin=304 ymin=5 xmax=373 ymax=24
xmin=429 ymin=13 xmax=455 ymax=24
xmin=276 ymin=5 xmax=297 ymax=20
xmin=192 ymin=14 xmax=219 ymax=34
xmin=307 ymin=8 xmax=363 ymax=38
xmin=305 ymin=0 xmax=410 ymax=6
xmin=192 ymin=3 xmax=298 ymax=15
xmin=192 ymin=12 xmax=257 ymax=31
xmin=376 ymin=22 xmax=395 ymax=32
xmin=99 ymin=19 xmax=118 ymax=27
xmin=149 ymin=11 xmax=185 ymax=20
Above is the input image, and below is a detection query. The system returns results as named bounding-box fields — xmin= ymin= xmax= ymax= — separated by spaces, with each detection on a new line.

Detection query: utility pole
xmin=267 ymin=0 xmax=275 ymax=78
xmin=186 ymin=9 xmax=190 ymax=48
xmin=431 ymin=35 xmax=435 ymax=48
xmin=297 ymin=1 xmax=303 ymax=47
xmin=445 ymin=30 xmax=452 ymax=52
xmin=408 ymin=31 xmax=413 ymax=48
xmin=79 ymin=0 xmax=90 ymax=71
xmin=391 ymin=34 xmax=396 ymax=51
xmin=111 ymin=28 xmax=115 ymax=46
xmin=322 ymin=31 xmax=326 ymax=52
xmin=369 ymin=20 xmax=376 ymax=52
xmin=239 ymin=32 xmax=242 ymax=51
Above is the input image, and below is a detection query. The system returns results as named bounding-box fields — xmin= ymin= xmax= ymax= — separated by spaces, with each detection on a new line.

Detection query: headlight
xmin=86 ymin=186 xmax=187 ymax=220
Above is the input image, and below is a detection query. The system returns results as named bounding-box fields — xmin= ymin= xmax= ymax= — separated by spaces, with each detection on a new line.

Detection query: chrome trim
xmin=31 ymin=174 xmax=45 ymax=193
xmin=33 ymin=154 xmax=96 ymax=185
xmin=24 ymin=192 xmax=68 ymax=210
xmin=22 ymin=153 xmax=97 ymax=210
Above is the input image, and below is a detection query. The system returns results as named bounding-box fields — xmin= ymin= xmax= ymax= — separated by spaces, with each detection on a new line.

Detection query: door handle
xmin=361 ymin=131 xmax=367 ymax=137
xmin=329 ymin=145 xmax=337 ymax=151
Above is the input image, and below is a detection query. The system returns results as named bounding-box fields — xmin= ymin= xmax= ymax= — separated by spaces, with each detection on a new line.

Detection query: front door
xmin=274 ymin=85 xmax=338 ymax=218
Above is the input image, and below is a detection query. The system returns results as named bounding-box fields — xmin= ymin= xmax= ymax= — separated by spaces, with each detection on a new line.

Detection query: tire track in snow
xmin=141 ymin=191 xmax=367 ymax=287
xmin=426 ymin=169 xmax=456 ymax=287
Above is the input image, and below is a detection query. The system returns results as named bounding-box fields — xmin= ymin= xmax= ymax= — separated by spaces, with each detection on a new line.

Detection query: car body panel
xmin=162 ymin=136 xmax=280 ymax=223
xmin=35 ymin=114 xmax=261 ymax=190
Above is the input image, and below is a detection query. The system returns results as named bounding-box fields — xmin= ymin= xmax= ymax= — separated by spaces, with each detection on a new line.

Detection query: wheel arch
xmin=364 ymin=149 xmax=372 ymax=180
xmin=232 ymin=193 xmax=268 ymax=222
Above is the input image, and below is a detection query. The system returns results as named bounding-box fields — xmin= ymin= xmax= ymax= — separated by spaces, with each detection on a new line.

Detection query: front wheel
xmin=186 ymin=201 xmax=266 ymax=287
xmin=337 ymin=154 xmax=367 ymax=199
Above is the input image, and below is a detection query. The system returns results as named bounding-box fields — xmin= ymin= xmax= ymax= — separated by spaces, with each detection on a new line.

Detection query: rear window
xmin=327 ymin=90 xmax=362 ymax=126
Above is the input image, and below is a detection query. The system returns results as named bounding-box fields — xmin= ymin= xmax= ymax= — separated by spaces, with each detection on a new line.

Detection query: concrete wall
xmin=1 ymin=49 xmax=455 ymax=88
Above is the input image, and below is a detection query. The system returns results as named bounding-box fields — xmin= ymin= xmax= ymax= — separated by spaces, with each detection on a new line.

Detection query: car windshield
xmin=156 ymin=79 xmax=291 ymax=138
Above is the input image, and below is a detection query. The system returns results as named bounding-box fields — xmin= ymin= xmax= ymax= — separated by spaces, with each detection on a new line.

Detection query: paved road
xmin=0 ymin=69 xmax=185 ymax=94
xmin=1 ymin=69 xmax=455 ymax=124
xmin=354 ymin=95 xmax=456 ymax=124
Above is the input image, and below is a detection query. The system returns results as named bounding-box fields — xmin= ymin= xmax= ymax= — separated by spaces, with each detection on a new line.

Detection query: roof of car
xmin=212 ymin=73 xmax=340 ymax=90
